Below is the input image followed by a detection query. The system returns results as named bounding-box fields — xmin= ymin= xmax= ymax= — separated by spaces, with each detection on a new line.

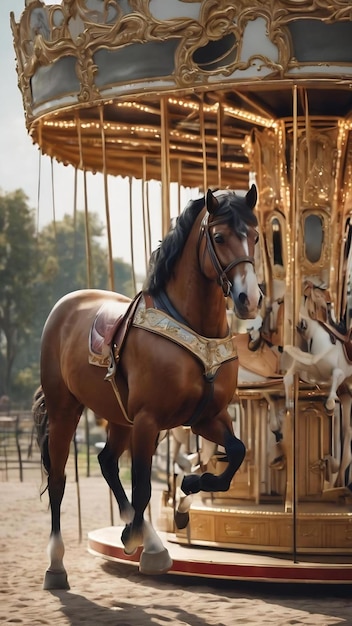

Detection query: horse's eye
xmin=213 ymin=232 xmax=225 ymax=244
xmin=254 ymin=233 xmax=259 ymax=244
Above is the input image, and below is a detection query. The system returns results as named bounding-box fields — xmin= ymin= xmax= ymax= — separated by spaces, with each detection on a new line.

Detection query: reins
xmin=198 ymin=211 xmax=255 ymax=296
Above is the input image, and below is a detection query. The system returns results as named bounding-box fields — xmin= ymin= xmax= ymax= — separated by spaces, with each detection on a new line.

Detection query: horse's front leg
xmin=283 ymin=367 xmax=295 ymax=410
xmin=325 ymin=367 xmax=345 ymax=415
xmin=335 ymin=393 xmax=352 ymax=487
xmin=175 ymin=414 xmax=245 ymax=528
xmin=121 ymin=414 xmax=173 ymax=574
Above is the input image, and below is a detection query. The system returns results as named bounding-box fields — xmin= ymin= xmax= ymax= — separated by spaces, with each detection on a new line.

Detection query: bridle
xmin=198 ymin=211 xmax=255 ymax=297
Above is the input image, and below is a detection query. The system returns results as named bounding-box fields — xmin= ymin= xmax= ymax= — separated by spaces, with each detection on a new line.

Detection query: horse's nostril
xmin=238 ymin=292 xmax=248 ymax=305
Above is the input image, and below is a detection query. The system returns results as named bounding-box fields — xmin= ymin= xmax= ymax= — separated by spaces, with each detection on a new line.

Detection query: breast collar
xmin=132 ymin=292 xmax=237 ymax=378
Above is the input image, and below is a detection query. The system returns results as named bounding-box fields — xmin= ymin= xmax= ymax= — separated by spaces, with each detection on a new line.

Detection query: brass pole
xmin=289 ymin=84 xmax=299 ymax=563
xmin=36 ymin=147 xmax=41 ymax=237
xmin=334 ymin=122 xmax=349 ymax=318
xmin=100 ymin=106 xmax=115 ymax=291
xmin=142 ymin=157 xmax=152 ymax=268
xmin=73 ymin=167 xmax=78 ymax=266
xmin=160 ymin=96 xmax=171 ymax=237
xmin=129 ymin=176 xmax=137 ymax=294
xmin=83 ymin=169 xmax=93 ymax=288
xmin=77 ymin=114 xmax=93 ymax=287
xmin=177 ymin=160 xmax=182 ymax=216
xmin=200 ymin=94 xmax=208 ymax=193
xmin=217 ymin=101 xmax=222 ymax=189
xmin=146 ymin=180 xmax=152 ymax=258
xmin=50 ymin=158 xmax=57 ymax=239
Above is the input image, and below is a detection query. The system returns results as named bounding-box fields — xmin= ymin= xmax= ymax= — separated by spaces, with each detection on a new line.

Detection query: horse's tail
xmin=32 ymin=385 xmax=50 ymax=476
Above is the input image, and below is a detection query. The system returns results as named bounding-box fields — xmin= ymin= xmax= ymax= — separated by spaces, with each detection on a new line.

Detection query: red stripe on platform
xmin=88 ymin=537 xmax=352 ymax=584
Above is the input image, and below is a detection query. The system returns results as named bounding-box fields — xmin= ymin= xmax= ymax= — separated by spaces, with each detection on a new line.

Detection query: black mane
xmin=144 ymin=190 xmax=257 ymax=295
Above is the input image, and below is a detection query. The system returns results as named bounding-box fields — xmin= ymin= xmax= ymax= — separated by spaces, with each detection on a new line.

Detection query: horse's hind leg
xmin=98 ymin=422 xmax=134 ymax=524
xmin=36 ymin=388 xmax=82 ymax=590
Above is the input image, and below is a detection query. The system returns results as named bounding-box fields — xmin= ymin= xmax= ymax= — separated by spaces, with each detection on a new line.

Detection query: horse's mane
xmin=144 ymin=190 xmax=258 ymax=295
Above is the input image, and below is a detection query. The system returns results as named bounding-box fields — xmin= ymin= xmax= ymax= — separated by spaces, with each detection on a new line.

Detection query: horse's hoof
xmin=121 ymin=524 xmax=142 ymax=555
xmin=174 ymin=510 xmax=189 ymax=529
xmin=270 ymin=455 xmax=286 ymax=470
xmin=139 ymin=548 xmax=173 ymax=575
xmin=43 ymin=569 xmax=70 ymax=590
xmin=123 ymin=545 xmax=138 ymax=556
xmin=324 ymin=403 xmax=335 ymax=416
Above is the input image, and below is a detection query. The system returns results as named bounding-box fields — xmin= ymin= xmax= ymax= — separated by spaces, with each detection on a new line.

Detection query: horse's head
xmin=199 ymin=185 xmax=262 ymax=319
xmin=297 ymin=315 xmax=309 ymax=339
xmin=303 ymin=281 xmax=329 ymax=322
xmin=297 ymin=299 xmax=322 ymax=342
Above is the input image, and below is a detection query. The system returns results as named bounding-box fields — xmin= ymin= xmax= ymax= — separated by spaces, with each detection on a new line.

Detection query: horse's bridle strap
xmin=199 ymin=213 xmax=254 ymax=296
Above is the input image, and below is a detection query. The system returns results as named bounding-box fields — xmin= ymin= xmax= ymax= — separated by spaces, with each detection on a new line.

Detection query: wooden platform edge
xmin=87 ymin=527 xmax=352 ymax=585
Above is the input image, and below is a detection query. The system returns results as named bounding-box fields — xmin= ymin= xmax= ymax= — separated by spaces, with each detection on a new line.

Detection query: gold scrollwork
xmin=15 ymin=0 xmax=352 ymax=122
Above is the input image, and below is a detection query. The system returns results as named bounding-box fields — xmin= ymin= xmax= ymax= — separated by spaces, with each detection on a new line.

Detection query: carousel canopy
xmin=10 ymin=0 xmax=352 ymax=188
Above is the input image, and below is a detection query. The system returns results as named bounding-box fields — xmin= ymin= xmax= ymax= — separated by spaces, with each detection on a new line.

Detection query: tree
xmin=37 ymin=211 xmax=109 ymax=302
xmin=37 ymin=212 xmax=136 ymax=301
xmin=0 ymin=190 xmax=137 ymax=406
xmin=0 ymin=189 xmax=39 ymax=397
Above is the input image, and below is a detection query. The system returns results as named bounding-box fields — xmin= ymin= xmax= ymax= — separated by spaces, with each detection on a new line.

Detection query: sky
xmin=0 ymin=0 xmax=196 ymax=277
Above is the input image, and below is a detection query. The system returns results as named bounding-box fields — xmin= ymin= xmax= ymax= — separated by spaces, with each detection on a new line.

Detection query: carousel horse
xmin=322 ymin=382 xmax=352 ymax=489
xmin=236 ymin=294 xmax=286 ymax=471
xmin=334 ymin=386 xmax=352 ymax=488
xmin=169 ymin=426 xmax=215 ymax=475
xmin=283 ymin=283 xmax=352 ymax=414
xmin=283 ymin=283 xmax=352 ymax=490
xmin=32 ymin=185 xmax=262 ymax=589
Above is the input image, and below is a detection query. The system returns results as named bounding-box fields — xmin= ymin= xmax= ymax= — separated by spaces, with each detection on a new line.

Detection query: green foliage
xmin=0 ymin=189 xmax=39 ymax=398
xmin=113 ymin=257 xmax=135 ymax=297
xmin=0 ymin=189 xmax=136 ymax=407
xmin=38 ymin=211 xmax=107 ymax=297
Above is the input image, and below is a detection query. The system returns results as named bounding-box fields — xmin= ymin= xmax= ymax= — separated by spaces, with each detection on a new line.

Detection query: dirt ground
xmin=1 ymin=461 xmax=352 ymax=626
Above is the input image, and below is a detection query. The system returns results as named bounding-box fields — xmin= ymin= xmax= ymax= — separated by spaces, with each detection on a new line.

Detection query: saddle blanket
xmin=89 ymin=295 xmax=138 ymax=367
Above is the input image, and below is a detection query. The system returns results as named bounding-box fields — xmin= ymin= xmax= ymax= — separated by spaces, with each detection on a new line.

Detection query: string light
xmin=44 ymin=100 xmax=274 ymax=135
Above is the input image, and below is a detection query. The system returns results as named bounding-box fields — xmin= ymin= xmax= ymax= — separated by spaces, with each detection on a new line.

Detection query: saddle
xmin=304 ymin=281 xmax=352 ymax=363
xmin=89 ymin=292 xmax=142 ymax=367
xmin=235 ymin=332 xmax=281 ymax=379
xmin=323 ymin=323 xmax=352 ymax=363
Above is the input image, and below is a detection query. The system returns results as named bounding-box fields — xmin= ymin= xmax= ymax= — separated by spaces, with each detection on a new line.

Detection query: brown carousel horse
xmin=33 ymin=185 xmax=262 ymax=589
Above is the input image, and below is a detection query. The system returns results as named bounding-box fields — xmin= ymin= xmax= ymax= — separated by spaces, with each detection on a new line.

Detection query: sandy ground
xmin=1 ymin=462 xmax=352 ymax=626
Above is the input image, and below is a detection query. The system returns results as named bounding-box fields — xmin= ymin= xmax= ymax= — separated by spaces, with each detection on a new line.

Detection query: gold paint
xmin=133 ymin=297 xmax=237 ymax=377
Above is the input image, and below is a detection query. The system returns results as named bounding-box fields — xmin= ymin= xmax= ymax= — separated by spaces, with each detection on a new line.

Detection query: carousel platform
xmin=88 ymin=526 xmax=352 ymax=585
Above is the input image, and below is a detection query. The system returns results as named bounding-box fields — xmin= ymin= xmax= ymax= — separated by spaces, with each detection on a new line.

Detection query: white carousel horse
xmin=170 ymin=426 xmax=215 ymax=475
xmin=283 ymin=307 xmax=352 ymax=414
xmin=328 ymin=385 xmax=352 ymax=488
xmin=236 ymin=330 xmax=287 ymax=477
xmin=283 ymin=284 xmax=352 ymax=489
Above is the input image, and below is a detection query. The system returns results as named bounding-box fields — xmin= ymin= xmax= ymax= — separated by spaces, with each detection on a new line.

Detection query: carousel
xmin=11 ymin=0 xmax=352 ymax=584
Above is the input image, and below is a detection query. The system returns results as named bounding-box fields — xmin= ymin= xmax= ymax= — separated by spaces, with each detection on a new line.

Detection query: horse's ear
xmin=206 ymin=189 xmax=219 ymax=214
xmin=246 ymin=184 xmax=257 ymax=210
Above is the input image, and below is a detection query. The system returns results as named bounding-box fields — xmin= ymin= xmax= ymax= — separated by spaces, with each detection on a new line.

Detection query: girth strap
xmin=182 ymin=374 xmax=216 ymax=428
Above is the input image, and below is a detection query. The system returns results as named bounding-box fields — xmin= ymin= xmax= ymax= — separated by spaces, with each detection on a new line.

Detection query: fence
xmin=0 ymin=409 xmax=114 ymax=482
